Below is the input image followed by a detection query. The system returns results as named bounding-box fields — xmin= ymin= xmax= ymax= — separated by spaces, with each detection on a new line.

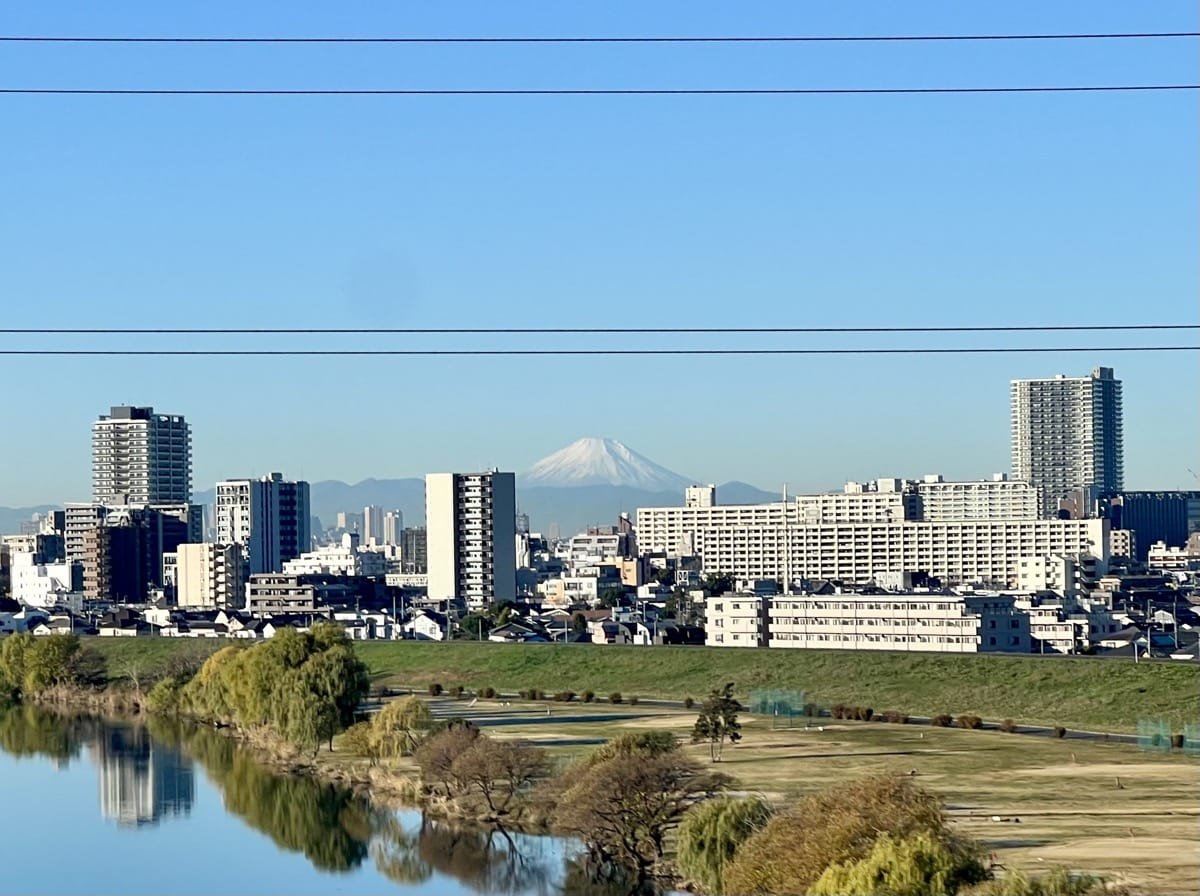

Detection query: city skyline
xmin=0 ymin=2 xmax=1195 ymax=507
xmin=1 ymin=359 xmax=1196 ymax=511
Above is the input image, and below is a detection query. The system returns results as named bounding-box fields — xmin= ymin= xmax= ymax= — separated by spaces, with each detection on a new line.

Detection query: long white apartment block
xmin=705 ymin=590 xmax=1031 ymax=653
xmin=766 ymin=592 xmax=1029 ymax=653
xmin=637 ymin=478 xmax=1100 ymax=588
xmin=690 ymin=518 xmax=1106 ymax=588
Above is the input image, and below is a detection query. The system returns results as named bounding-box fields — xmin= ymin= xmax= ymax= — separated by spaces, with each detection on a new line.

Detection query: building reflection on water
xmin=88 ymin=724 xmax=194 ymax=827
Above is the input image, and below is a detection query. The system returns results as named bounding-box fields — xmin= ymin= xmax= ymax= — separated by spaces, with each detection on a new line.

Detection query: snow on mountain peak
xmin=520 ymin=437 xmax=693 ymax=491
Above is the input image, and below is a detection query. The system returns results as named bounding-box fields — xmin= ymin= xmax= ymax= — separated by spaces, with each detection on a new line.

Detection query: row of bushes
xmin=423 ymin=683 xmax=639 ymax=705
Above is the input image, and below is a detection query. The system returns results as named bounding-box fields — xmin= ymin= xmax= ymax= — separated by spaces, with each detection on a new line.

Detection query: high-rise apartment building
xmin=426 ymin=471 xmax=517 ymax=609
xmin=215 ymin=473 xmax=311 ymax=574
xmin=92 ymin=406 xmax=192 ymax=504
xmin=1011 ymin=368 xmax=1124 ymax=517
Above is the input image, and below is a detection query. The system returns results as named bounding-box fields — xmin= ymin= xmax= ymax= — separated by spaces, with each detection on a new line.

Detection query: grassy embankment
xmin=87 ymin=638 xmax=1199 ymax=733
xmin=473 ymin=703 xmax=1200 ymax=896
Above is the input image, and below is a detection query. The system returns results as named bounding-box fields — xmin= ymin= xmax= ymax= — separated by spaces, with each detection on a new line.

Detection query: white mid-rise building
xmin=426 ymin=470 xmax=517 ymax=609
xmin=92 ymin=405 xmax=192 ymax=505
xmin=362 ymin=505 xmax=385 ymax=546
xmin=913 ymin=474 xmax=1039 ymax=521
xmin=704 ymin=594 xmax=769 ymax=648
xmin=175 ymin=543 xmax=247 ymax=609
xmin=10 ymin=551 xmax=76 ymax=608
xmin=685 ymin=484 xmax=717 ymax=508
xmin=382 ymin=510 xmax=403 ymax=546
xmin=215 ymin=473 xmax=311 ymax=574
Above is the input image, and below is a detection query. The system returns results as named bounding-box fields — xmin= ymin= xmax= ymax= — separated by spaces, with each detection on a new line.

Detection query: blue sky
xmin=1 ymin=2 xmax=1197 ymax=505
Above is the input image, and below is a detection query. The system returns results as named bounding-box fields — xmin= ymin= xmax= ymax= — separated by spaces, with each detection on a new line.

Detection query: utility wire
xmin=0 ymin=347 xmax=1194 ymax=357
xmin=2 ymin=32 xmax=1197 ymax=44
xmin=2 ymin=85 xmax=1195 ymax=97
xmin=2 ymin=324 xmax=1194 ymax=335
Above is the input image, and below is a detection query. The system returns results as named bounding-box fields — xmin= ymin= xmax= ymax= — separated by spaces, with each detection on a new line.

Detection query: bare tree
xmin=556 ymin=749 xmax=731 ymax=879
xmin=448 ymin=737 xmax=548 ymax=819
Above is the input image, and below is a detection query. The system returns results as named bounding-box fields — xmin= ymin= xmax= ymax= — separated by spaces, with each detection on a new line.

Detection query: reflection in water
xmin=0 ymin=706 xmax=662 ymax=895
xmin=92 ymin=723 xmax=194 ymax=827
xmin=0 ymin=706 xmax=194 ymax=828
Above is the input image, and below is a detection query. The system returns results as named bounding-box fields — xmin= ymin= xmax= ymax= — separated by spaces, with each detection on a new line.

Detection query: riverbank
xmin=88 ymin=637 xmax=1200 ymax=733
xmin=22 ymin=680 xmax=1200 ymax=895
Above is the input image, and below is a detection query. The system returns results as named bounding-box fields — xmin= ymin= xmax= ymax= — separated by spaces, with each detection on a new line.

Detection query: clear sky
xmin=1 ymin=2 xmax=1197 ymax=506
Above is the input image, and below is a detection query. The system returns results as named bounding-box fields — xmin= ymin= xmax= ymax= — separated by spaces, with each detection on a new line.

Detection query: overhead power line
xmin=2 ymin=324 xmax=1195 ymax=335
xmin=2 ymin=85 xmax=1195 ymax=97
xmin=2 ymin=31 xmax=1196 ymax=44
xmin=0 ymin=347 xmax=1194 ymax=357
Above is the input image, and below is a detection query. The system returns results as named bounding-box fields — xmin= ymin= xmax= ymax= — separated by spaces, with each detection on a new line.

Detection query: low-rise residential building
xmin=9 ymin=550 xmax=77 ymax=607
xmin=282 ymin=533 xmax=386 ymax=577
xmin=704 ymin=594 xmax=769 ymax=648
xmin=245 ymin=573 xmax=357 ymax=615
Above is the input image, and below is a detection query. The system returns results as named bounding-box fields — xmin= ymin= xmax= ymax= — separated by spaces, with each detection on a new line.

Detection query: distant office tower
xmin=400 ymin=526 xmax=428 ymax=573
xmin=1097 ymin=490 xmax=1200 ymax=560
xmin=515 ymin=510 xmax=530 ymax=535
xmin=382 ymin=510 xmax=403 ymax=546
xmin=174 ymin=543 xmax=247 ymax=609
xmin=362 ymin=505 xmax=385 ymax=545
xmin=1011 ymin=367 xmax=1124 ymax=517
xmin=426 ymin=471 xmax=517 ymax=609
xmin=685 ymin=484 xmax=717 ymax=508
xmin=215 ymin=473 xmax=311 ymax=574
xmin=92 ymin=405 xmax=191 ymax=504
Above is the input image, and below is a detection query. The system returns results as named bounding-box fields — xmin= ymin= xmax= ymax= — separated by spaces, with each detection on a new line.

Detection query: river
xmin=0 ymin=705 xmax=643 ymax=895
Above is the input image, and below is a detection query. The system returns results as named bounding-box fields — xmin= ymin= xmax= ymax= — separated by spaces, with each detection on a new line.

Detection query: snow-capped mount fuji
xmin=520 ymin=437 xmax=693 ymax=491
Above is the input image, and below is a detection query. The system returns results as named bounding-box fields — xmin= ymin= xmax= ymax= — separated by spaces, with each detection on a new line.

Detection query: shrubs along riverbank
xmin=83 ymin=636 xmax=1200 ymax=733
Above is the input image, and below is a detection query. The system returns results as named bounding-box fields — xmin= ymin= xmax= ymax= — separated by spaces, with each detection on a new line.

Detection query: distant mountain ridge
xmin=189 ymin=477 xmax=777 ymax=536
xmin=4 ymin=439 xmax=779 ymax=539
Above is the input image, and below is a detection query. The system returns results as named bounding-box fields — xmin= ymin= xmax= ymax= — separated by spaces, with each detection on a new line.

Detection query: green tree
xmin=701 ymin=572 xmax=735 ymax=594
xmin=975 ymin=867 xmax=1114 ymax=896
xmin=723 ymin=774 xmax=975 ymax=896
xmin=676 ymin=796 xmax=774 ymax=895
xmin=691 ymin=682 xmax=743 ymax=761
xmin=459 ymin=613 xmax=492 ymax=640
xmin=570 ymin=612 xmax=589 ymax=635
xmin=598 ymin=587 xmax=626 ymax=608
xmin=373 ymin=696 xmax=433 ymax=759
xmin=810 ymin=831 xmax=987 ymax=896
xmin=12 ymin=633 xmax=82 ymax=696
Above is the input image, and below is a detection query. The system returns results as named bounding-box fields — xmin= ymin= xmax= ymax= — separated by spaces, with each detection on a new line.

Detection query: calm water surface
xmin=0 ymin=706 xmax=634 ymax=895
